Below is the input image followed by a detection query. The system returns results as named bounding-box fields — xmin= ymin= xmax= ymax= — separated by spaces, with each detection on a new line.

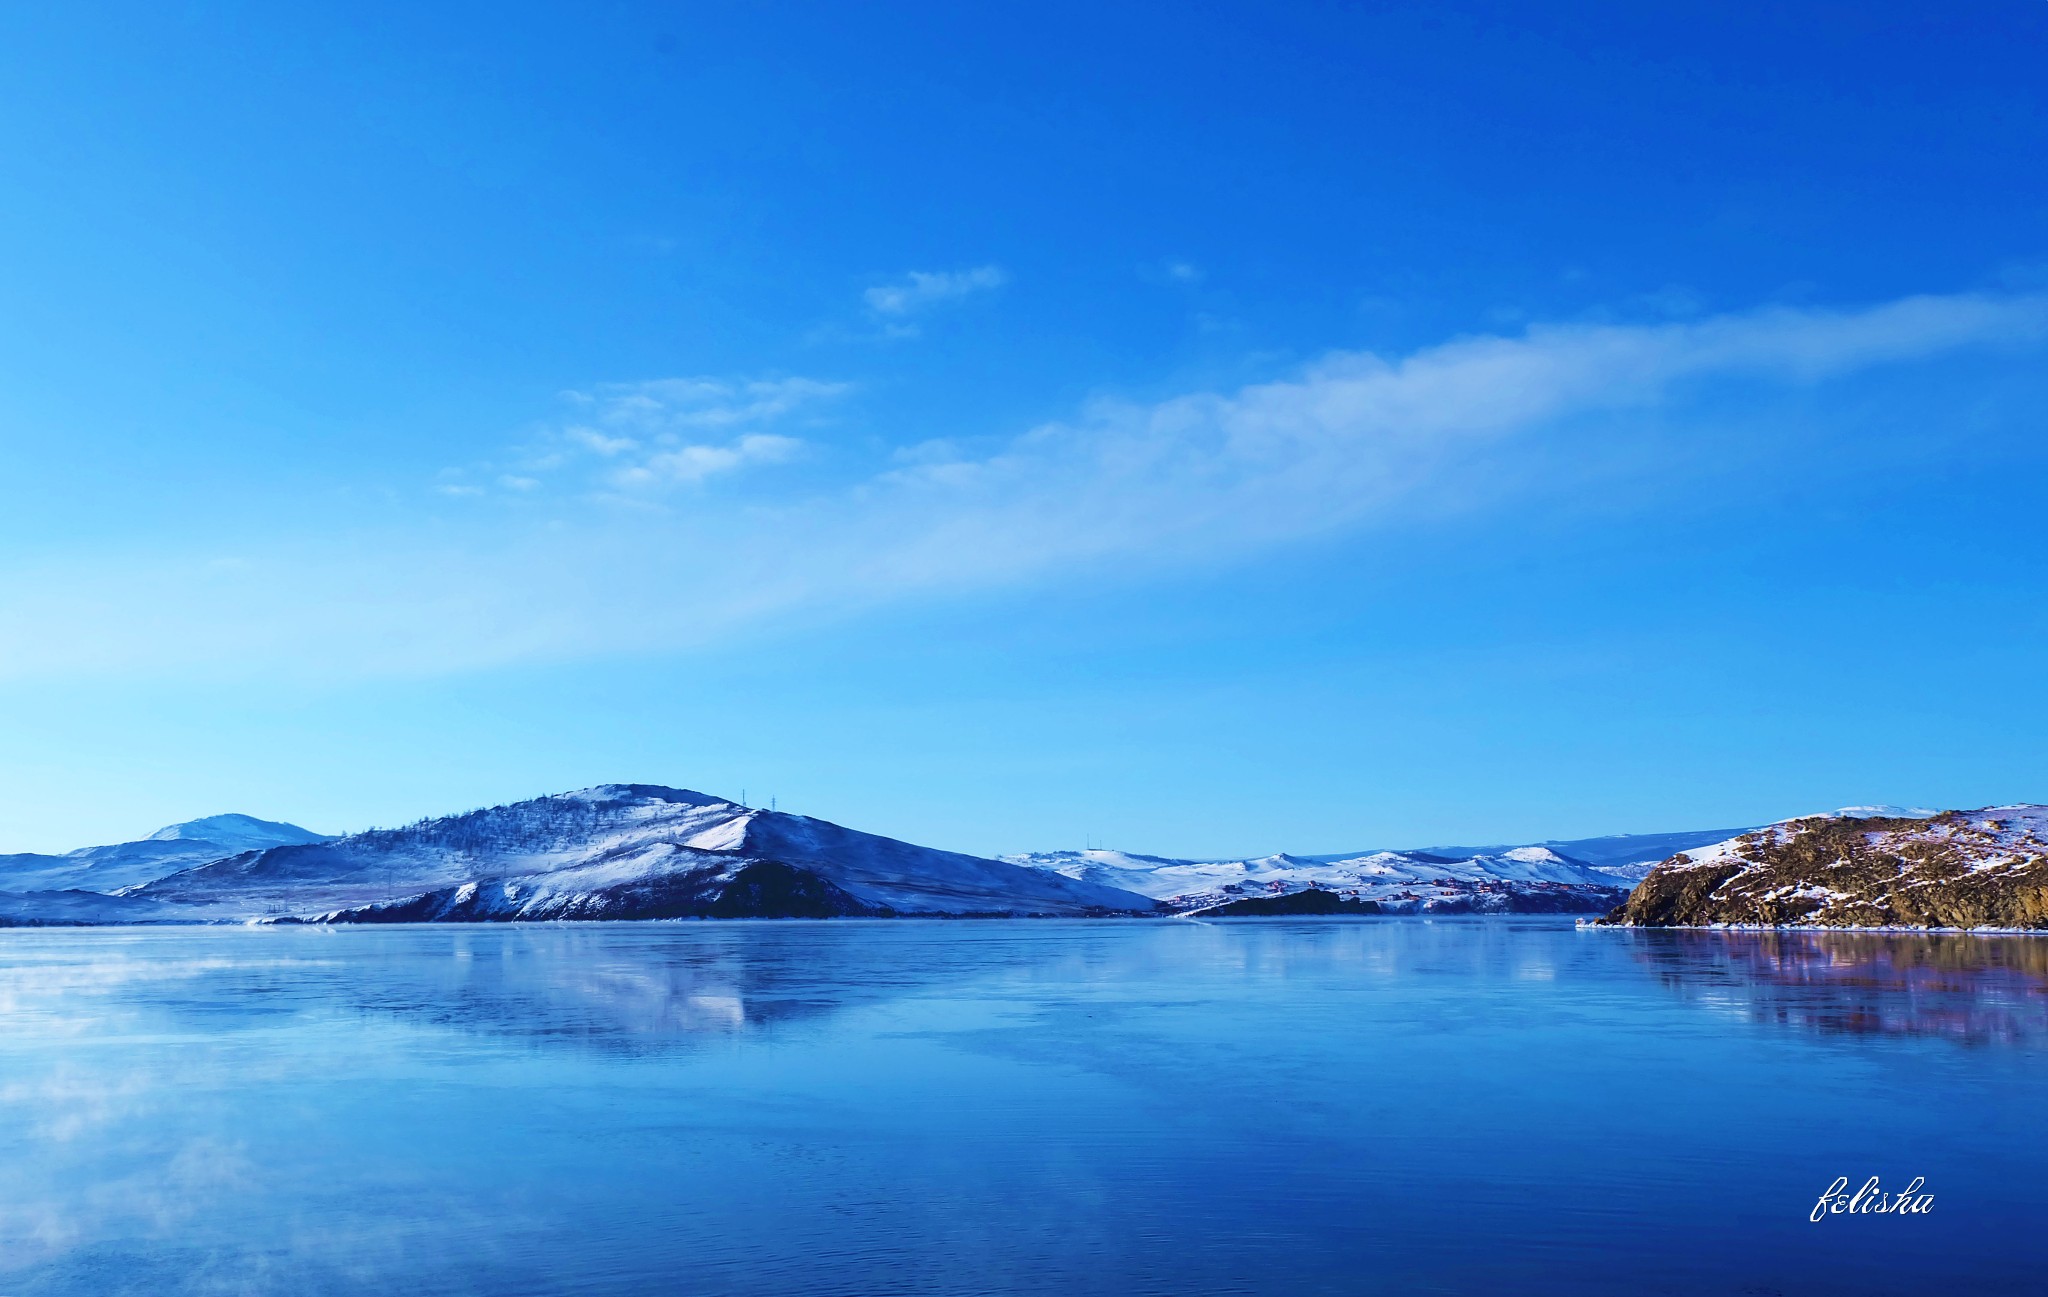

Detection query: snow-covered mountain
xmin=1406 ymin=826 xmax=1759 ymax=882
xmin=1004 ymin=842 xmax=1632 ymax=914
xmin=998 ymin=822 xmax=1771 ymax=913
xmin=3 ymin=788 xmax=1963 ymax=927
xmin=0 ymin=813 xmax=331 ymax=894
xmin=99 ymin=785 xmax=1152 ymax=923
xmin=144 ymin=813 xmax=328 ymax=851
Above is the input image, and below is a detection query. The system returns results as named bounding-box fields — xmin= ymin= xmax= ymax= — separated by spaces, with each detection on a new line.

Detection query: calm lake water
xmin=2 ymin=917 xmax=2044 ymax=1296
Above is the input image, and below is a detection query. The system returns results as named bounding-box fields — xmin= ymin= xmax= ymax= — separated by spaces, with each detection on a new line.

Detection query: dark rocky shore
xmin=1599 ymin=809 xmax=2048 ymax=929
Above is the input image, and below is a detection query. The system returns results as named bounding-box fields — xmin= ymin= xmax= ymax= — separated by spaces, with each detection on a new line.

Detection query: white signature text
xmin=1811 ymin=1176 xmax=1934 ymax=1221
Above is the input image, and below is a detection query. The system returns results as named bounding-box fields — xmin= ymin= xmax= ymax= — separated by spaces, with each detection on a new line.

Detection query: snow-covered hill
xmin=117 ymin=785 xmax=1153 ymax=922
xmin=1408 ymin=826 xmax=1758 ymax=882
xmin=1004 ymin=843 xmax=1636 ymax=913
xmin=144 ymin=813 xmax=328 ymax=851
xmin=0 ymin=888 xmax=179 ymax=927
xmin=1601 ymin=806 xmax=2048 ymax=929
xmin=1 ymin=788 xmax=1966 ymax=927
xmin=0 ymin=813 xmax=331 ymax=894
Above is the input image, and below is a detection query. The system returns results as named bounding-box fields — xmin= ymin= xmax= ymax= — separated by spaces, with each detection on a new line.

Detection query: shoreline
xmin=1579 ymin=918 xmax=2048 ymax=936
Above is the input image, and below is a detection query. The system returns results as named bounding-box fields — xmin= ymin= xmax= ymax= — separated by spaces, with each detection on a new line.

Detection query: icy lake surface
xmin=3 ymin=918 xmax=2045 ymax=1296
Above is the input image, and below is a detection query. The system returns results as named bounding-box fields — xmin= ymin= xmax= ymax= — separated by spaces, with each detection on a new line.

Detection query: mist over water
xmin=2 ymin=918 xmax=2043 ymax=1295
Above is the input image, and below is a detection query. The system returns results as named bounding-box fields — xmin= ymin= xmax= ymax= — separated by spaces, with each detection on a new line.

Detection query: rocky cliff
xmin=1600 ymin=807 xmax=2048 ymax=929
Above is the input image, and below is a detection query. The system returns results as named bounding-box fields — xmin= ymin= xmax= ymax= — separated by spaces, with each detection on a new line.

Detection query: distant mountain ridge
xmin=1400 ymin=827 xmax=1759 ymax=879
xmin=0 ymin=813 xmax=330 ymax=894
xmin=6 ymin=788 xmax=1948 ymax=927
xmin=1001 ymin=825 xmax=1757 ymax=914
xmin=1 ymin=785 xmax=1151 ymax=925
xmin=142 ymin=813 xmax=327 ymax=848
xmin=1004 ymin=845 xmax=1632 ymax=914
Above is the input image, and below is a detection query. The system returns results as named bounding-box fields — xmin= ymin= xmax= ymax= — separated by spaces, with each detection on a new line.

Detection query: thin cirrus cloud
xmin=565 ymin=376 xmax=849 ymax=431
xmin=1 ymin=290 xmax=2043 ymax=682
xmin=864 ymin=266 xmax=1007 ymax=318
xmin=441 ymin=377 xmax=847 ymax=497
xmin=613 ymin=433 xmax=803 ymax=489
xmin=563 ymin=377 xmax=842 ymax=492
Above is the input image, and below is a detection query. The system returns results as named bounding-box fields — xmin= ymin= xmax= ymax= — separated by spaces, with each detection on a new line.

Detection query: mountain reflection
xmin=330 ymin=923 xmax=972 ymax=1049
xmin=1622 ymin=928 xmax=2048 ymax=1046
xmin=17 ymin=920 xmax=2048 ymax=1056
xmin=0 ymin=923 xmax=994 ymax=1056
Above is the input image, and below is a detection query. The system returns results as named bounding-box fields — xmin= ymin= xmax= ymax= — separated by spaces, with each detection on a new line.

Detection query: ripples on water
xmin=1 ymin=918 xmax=2043 ymax=1296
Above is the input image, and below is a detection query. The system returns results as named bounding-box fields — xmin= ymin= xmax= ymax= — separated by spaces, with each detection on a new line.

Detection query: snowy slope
xmin=1004 ymin=843 xmax=1630 ymax=913
xmin=735 ymin=810 xmax=1143 ymax=914
xmin=122 ymin=785 xmax=1155 ymax=921
xmin=0 ymin=889 xmax=181 ymax=926
xmin=0 ymin=813 xmax=332 ymax=894
xmin=144 ymin=813 xmax=328 ymax=851
xmin=1391 ymin=827 xmax=1759 ymax=882
xmin=1005 ymin=820 xmax=1762 ymax=905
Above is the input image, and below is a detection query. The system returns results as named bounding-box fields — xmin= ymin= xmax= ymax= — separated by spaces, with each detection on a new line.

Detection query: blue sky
xmin=2 ymin=1 xmax=2045 ymax=855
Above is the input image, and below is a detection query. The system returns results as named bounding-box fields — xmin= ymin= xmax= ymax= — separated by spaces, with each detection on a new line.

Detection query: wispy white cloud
xmin=567 ymin=376 xmax=849 ymax=430
xmin=565 ymin=427 xmax=637 ymax=456
xmin=611 ymin=433 xmax=803 ymax=488
xmin=562 ymin=377 xmax=838 ymax=494
xmin=864 ymin=266 xmax=1007 ymax=318
xmin=2 ymin=291 xmax=2042 ymax=682
xmin=441 ymin=376 xmax=847 ymax=498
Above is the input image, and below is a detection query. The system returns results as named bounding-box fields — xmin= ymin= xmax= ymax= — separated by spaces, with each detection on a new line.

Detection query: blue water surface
xmin=0 ymin=917 xmax=2041 ymax=1296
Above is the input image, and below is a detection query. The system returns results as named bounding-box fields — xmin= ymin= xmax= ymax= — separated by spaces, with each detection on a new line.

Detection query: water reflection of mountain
xmin=1623 ymin=928 xmax=2048 ymax=1046
xmin=0 ymin=924 xmax=986 ymax=1057
xmin=322 ymin=923 xmax=969 ymax=1051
